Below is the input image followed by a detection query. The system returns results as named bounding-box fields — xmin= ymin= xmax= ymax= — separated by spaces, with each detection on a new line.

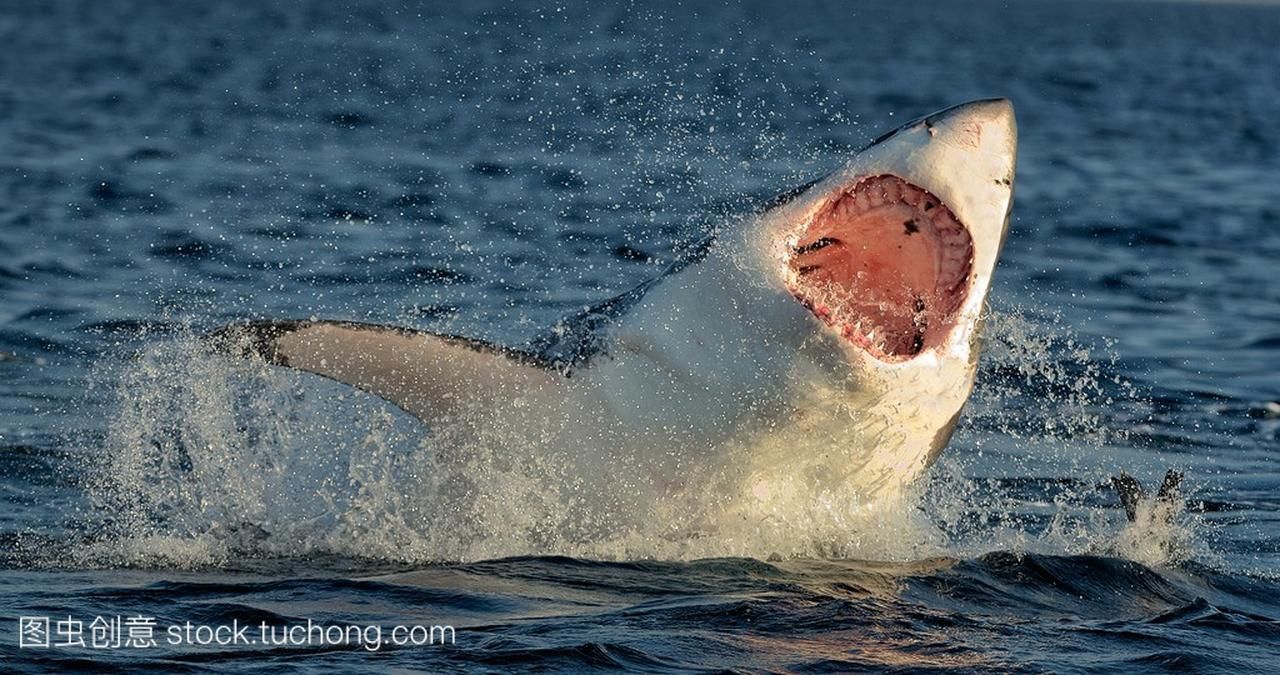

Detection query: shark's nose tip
xmin=929 ymin=98 xmax=1018 ymax=163
xmin=936 ymin=98 xmax=1015 ymax=132
xmin=976 ymin=97 xmax=1014 ymax=118
xmin=977 ymin=98 xmax=1015 ymax=134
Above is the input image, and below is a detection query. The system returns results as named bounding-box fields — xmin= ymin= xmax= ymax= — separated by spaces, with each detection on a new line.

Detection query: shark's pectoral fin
xmin=209 ymin=320 xmax=561 ymax=423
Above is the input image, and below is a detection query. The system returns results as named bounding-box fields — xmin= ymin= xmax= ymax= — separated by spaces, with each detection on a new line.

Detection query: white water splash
xmin=78 ymin=303 xmax=1206 ymax=569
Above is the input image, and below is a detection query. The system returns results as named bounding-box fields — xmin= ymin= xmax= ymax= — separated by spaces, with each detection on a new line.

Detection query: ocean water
xmin=3 ymin=0 xmax=1280 ymax=672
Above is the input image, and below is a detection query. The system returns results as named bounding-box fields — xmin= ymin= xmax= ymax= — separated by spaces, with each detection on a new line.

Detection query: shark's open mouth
xmin=788 ymin=174 xmax=973 ymax=361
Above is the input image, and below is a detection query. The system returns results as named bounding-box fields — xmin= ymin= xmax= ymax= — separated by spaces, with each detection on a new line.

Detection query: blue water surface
xmin=2 ymin=1 xmax=1279 ymax=672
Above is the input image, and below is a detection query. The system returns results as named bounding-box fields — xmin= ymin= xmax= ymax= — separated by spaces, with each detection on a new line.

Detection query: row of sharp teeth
xmin=846 ymin=176 xmax=972 ymax=300
xmin=842 ymin=319 xmax=883 ymax=349
xmin=786 ymin=175 xmax=977 ymax=358
xmin=806 ymin=299 xmax=920 ymax=355
xmin=796 ymin=176 xmax=975 ymax=356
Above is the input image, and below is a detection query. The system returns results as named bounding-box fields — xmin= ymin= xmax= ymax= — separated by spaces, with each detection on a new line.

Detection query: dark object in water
xmin=1111 ymin=469 xmax=1183 ymax=523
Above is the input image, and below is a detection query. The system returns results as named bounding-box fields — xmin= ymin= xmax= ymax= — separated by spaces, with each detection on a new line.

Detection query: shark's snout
xmin=920 ymin=98 xmax=1017 ymax=266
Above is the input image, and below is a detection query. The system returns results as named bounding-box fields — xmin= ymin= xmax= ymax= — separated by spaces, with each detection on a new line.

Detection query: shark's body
xmin=215 ymin=99 xmax=1018 ymax=527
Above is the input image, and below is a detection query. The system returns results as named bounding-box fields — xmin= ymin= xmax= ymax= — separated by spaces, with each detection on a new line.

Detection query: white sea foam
xmin=79 ymin=304 xmax=1204 ymax=569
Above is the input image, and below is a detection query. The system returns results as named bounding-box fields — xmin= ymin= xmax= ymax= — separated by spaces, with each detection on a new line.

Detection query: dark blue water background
xmin=2 ymin=0 xmax=1279 ymax=672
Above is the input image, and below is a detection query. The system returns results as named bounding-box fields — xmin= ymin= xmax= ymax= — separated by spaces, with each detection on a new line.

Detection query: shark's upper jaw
xmin=788 ymin=174 xmax=974 ymax=361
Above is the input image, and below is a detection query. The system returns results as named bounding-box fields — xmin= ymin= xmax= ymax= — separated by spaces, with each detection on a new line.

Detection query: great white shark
xmin=213 ymin=99 xmax=1018 ymax=525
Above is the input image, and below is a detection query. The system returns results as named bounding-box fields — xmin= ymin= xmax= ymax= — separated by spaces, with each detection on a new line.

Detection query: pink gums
xmin=788 ymin=175 xmax=974 ymax=361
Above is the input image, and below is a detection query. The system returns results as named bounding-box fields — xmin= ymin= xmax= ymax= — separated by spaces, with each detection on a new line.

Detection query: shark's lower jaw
xmin=788 ymin=174 xmax=974 ymax=362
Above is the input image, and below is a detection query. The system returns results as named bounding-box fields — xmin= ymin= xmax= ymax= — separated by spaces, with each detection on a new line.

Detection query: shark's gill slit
xmin=788 ymin=174 xmax=974 ymax=361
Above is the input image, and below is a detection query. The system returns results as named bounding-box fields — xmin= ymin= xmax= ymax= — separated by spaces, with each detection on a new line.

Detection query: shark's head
xmin=700 ymin=99 xmax=1019 ymax=497
xmin=763 ymin=99 xmax=1016 ymax=374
